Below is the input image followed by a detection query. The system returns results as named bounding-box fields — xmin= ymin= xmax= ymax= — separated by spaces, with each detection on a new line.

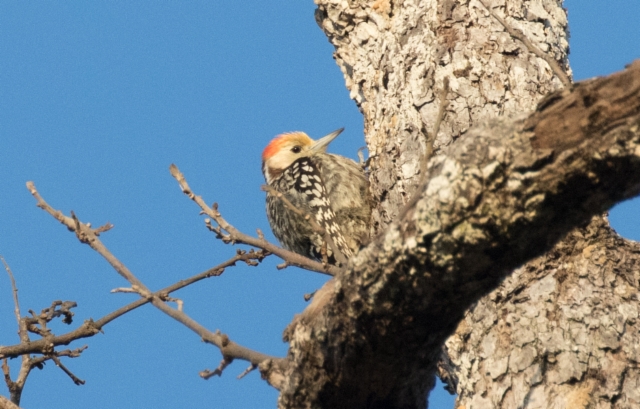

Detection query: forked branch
xmin=22 ymin=182 xmax=287 ymax=387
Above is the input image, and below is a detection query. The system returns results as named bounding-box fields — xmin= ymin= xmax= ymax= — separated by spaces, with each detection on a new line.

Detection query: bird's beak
xmin=310 ymin=128 xmax=344 ymax=153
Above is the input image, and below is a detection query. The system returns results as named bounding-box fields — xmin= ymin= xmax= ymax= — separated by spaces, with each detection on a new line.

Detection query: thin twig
xmin=1 ymin=256 xmax=33 ymax=406
xmin=169 ymin=164 xmax=341 ymax=276
xmin=237 ymin=363 xmax=258 ymax=379
xmin=51 ymin=355 xmax=85 ymax=385
xmin=150 ymin=295 xmax=278 ymax=371
xmin=21 ymin=346 xmax=89 ymax=384
xmin=478 ymin=0 xmax=571 ymax=87
xmin=26 ymin=182 xmax=150 ymax=294
xmin=1 ymin=359 xmax=15 ymax=402
xmin=56 ymin=346 xmax=88 ymax=359
xmin=110 ymin=287 xmax=137 ymax=294
xmin=357 ymin=147 xmax=366 ymax=165
xmin=158 ymin=293 xmax=184 ymax=311
xmin=1 ymin=257 xmax=22 ymax=330
xmin=200 ymin=356 xmax=233 ymax=380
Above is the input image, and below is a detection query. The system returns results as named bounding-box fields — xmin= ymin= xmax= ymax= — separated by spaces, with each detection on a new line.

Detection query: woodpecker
xmin=262 ymin=128 xmax=371 ymax=265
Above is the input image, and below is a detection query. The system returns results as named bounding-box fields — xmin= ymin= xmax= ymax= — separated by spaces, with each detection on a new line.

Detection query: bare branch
xmin=150 ymin=295 xmax=279 ymax=372
xmin=27 ymin=182 xmax=149 ymax=293
xmin=237 ymin=363 xmax=258 ymax=379
xmin=169 ymin=164 xmax=341 ymax=276
xmin=0 ymin=251 xmax=266 ymax=360
xmin=51 ymin=355 xmax=85 ymax=386
xmin=200 ymin=356 xmax=233 ymax=380
xmin=158 ymin=293 xmax=184 ymax=311
xmin=0 ymin=319 xmax=100 ymax=361
xmin=95 ymin=249 xmax=268 ymax=327
xmin=0 ymin=396 xmax=22 ymax=409
xmin=1 ymin=257 xmax=33 ymax=406
xmin=23 ymin=184 xmax=287 ymax=385
xmin=110 ymin=287 xmax=137 ymax=294
xmin=1 ymin=257 xmax=22 ymax=333
xmin=1 ymin=360 xmax=13 ymax=399
xmin=55 ymin=346 xmax=88 ymax=359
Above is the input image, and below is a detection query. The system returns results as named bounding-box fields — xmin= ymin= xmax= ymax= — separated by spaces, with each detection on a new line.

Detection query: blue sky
xmin=0 ymin=1 xmax=638 ymax=408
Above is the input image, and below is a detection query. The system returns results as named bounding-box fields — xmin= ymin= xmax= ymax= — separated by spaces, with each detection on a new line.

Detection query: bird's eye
xmin=291 ymin=146 xmax=302 ymax=154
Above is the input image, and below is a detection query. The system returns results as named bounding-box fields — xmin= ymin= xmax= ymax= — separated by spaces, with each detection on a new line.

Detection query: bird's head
xmin=261 ymin=128 xmax=343 ymax=184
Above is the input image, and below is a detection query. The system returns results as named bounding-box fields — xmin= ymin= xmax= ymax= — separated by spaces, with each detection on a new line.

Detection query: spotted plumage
xmin=262 ymin=129 xmax=371 ymax=265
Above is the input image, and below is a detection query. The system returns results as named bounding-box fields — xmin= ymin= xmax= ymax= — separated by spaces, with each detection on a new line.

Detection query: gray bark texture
xmin=315 ymin=0 xmax=569 ymax=228
xmin=447 ymin=215 xmax=640 ymax=409
xmin=272 ymin=1 xmax=640 ymax=408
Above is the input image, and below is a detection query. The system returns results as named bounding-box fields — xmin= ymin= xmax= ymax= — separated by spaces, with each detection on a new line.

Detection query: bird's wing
xmin=290 ymin=157 xmax=353 ymax=262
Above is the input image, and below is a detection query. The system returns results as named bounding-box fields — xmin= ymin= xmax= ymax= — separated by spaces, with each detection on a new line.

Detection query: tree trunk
xmin=315 ymin=0 xmax=569 ymax=228
xmin=447 ymin=215 xmax=640 ymax=408
xmin=275 ymin=1 xmax=640 ymax=408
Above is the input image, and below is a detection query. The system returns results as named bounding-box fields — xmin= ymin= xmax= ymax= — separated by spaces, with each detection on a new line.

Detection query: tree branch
xmin=169 ymin=164 xmax=342 ymax=276
xmin=1 ymin=257 xmax=35 ymax=405
xmin=1 ymin=257 xmax=22 ymax=333
xmin=21 ymin=184 xmax=287 ymax=387
xmin=279 ymin=61 xmax=640 ymax=408
xmin=0 ymin=251 xmax=266 ymax=360
xmin=0 ymin=396 xmax=21 ymax=409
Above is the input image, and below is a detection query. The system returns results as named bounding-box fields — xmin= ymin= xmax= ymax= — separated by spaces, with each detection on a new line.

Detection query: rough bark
xmin=314 ymin=0 xmax=569 ymax=228
xmin=447 ymin=215 xmax=640 ymax=409
xmin=279 ymin=61 xmax=640 ymax=408
xmin=274 ymin=0 xmax=640 ymax=408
